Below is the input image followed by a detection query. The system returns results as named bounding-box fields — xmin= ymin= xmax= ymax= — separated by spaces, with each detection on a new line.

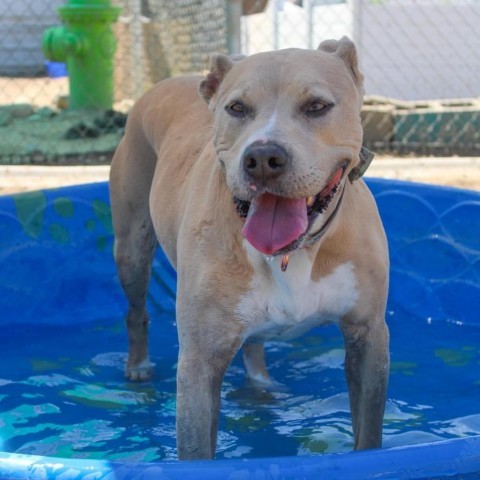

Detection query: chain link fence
xmin=0 ymin=0 xmax=479 ymax=164
xmin=241 ymin=0 xmax=480 ymax=156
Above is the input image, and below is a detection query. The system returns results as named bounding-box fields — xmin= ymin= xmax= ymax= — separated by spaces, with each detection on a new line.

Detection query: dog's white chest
xmin=239 ymin=246 xmax=359 ymax=341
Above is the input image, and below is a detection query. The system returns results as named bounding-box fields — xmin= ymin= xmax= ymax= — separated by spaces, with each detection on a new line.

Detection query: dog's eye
xmin=226 ymin=101 xmax=247 ymax=117
xmin=305 ymin=100 xmax=332 ymax=118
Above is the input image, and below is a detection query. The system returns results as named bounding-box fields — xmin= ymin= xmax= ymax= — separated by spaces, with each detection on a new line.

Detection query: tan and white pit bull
xmin=109 ymin=36 xmax=390 ymax=460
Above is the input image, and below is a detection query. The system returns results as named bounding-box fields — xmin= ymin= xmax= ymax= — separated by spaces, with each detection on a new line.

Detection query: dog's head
xmin=200 ymin=37 xmax=366 ymax=256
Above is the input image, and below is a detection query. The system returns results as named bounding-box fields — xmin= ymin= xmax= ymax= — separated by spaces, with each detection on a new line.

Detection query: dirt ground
xmin=0 ymin=156 xmax=479 ymax=196
xmin=0 ymin=76 xmax=69 ymax=108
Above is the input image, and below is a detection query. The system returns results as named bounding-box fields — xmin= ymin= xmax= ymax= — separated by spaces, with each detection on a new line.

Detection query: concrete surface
xmin=0 ymin=156 xmax=479 ymax=196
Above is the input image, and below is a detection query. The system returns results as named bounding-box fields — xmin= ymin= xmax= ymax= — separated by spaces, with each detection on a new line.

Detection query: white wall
xmin=241 ymin=1 xmax=352 ymax=53
xmin=358 ymin=2 xmax=480 ymax=100
xmin=241 ymin=0 xmax=480 ymax=101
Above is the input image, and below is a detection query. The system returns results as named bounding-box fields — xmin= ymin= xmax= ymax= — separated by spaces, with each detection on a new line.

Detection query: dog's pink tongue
xmin=242 ymin=193 xmax=308 ymax=255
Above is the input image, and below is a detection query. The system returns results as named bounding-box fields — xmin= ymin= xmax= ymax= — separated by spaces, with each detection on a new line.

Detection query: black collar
xmin=302 ymin=183 xmax=346 ymax=249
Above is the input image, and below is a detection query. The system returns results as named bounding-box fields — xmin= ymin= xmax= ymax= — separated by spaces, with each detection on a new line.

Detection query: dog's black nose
xmin=242 ymin=142 xmax=290 ymax=183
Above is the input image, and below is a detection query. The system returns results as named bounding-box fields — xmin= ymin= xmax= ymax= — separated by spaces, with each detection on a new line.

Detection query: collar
xmin=348 ymin=146 xmax=375 ymax=183
xmin=302 ymin=183 xmax=346 ymax=249
xmin=303 ymin=146 xmax=373 ymax=249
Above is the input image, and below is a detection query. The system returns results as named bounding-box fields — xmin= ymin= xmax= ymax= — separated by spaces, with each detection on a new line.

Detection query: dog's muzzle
xmin=234 ymin=163 xmax=347 ymax=257
xmin=234 ymin=147 xmax=375 ymax=262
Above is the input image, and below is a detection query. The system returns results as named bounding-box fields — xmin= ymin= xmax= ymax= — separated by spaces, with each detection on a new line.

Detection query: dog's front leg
xmin=175 ymin=302 xmax=243 ymax=460
xmin=341 ymin=316 xmax=389 ymax=450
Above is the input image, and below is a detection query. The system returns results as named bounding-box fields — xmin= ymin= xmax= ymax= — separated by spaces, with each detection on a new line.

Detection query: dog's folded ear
xmin=199 ymin=54 xmax=234 ymax=104
xmin=317 ymin=36 xmax=364 ymax=90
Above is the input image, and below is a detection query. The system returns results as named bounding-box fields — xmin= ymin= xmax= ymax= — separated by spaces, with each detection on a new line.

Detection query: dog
xmin=109 ymin=36 xmax=390 ymax=460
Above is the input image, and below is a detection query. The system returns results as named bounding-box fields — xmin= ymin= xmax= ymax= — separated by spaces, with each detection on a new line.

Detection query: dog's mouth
xmin=234 ymin=164 xmax=347 ymax=257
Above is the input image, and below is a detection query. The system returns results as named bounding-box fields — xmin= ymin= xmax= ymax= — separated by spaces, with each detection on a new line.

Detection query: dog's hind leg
xmin=242 ymin=343 xmax=273 ymax=387
xmin=110 ymin=137 xmax=157 ymax=381
xmin=114 ymin=220 xmax=156 ymax=381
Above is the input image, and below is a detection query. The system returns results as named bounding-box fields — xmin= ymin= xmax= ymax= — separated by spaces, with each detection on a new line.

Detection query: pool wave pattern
xmin=0 ymin=179 xmax=479 ymax=480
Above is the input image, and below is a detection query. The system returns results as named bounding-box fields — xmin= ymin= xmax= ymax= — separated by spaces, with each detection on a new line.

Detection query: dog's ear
xmin=317 ymin=36 xmax=364 ymax=89
xmin=199 ymin=54 xmax=234 ymax=104
xmin=229 ymin=53 xmax=247 ymax=61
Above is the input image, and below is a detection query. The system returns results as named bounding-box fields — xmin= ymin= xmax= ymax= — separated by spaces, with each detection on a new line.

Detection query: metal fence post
xmin=273 ymin=0 xmax=280 ymax=50
xmin=350 ymin=0 xmax=362 ymax=65
xmin=129 ymin=0 xmax=145 ymax=100
xmin=227 ymin=0 xmax=242 ymax=54
xmin=307 ymin=0 xmax=314 ymax=50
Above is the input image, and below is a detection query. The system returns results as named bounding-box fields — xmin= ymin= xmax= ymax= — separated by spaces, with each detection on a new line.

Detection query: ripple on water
xmin=0 ymin=313 xmax=479 ymax=460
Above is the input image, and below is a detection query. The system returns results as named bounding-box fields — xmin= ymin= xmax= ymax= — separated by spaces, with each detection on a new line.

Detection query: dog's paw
xmin=125 ymin=358 xmax=153 ymax=381
xmin=247 ymin=373 xmax=286 ymax=392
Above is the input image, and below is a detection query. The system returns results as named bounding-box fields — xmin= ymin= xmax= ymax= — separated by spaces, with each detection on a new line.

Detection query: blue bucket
xmin=44 ymin=60 xmax=68 ymax=78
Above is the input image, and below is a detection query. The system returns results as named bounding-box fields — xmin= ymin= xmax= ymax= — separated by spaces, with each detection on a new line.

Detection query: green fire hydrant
xmin=42 ymin=0 xmax=121 ymax=110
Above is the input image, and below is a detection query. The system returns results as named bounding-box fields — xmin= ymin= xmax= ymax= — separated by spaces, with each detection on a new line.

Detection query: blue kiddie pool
xmin=0 ymin=178 xmax=479 ymax=479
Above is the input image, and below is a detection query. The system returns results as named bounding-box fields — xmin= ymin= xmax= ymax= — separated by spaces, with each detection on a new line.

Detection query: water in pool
xmin=1 ymin=308 xmax=479 ymax=462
